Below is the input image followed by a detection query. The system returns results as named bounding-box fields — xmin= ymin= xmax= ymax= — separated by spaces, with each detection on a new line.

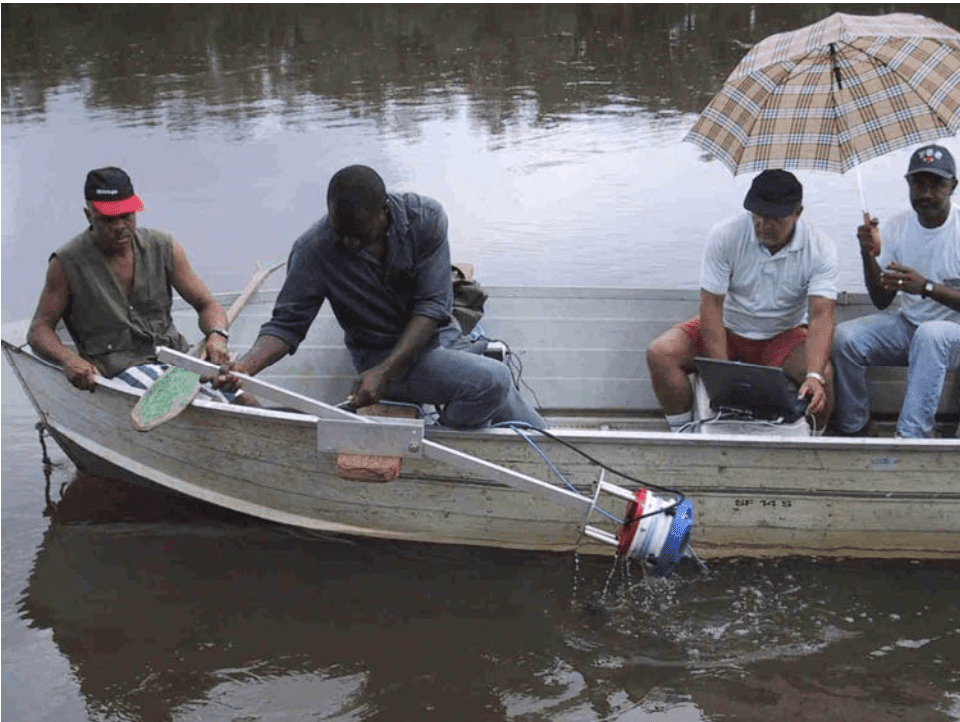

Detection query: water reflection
xmin=6 ymin=4 xmax=956 ymax=136
xmin=22 ymin=473 xmax=587 ymax=721
xmin=20 ymin=472 xmax=960 ymax=721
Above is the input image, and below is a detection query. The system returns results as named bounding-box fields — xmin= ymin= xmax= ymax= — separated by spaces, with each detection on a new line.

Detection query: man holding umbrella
xmin=832 ymin=145 xmax=960 ymax=438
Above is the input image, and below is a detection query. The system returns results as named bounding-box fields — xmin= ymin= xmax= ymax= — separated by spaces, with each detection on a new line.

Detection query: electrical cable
xmin=494 ymin=421 xmax=686 ymax=522
xmin=485 ymin=339 xmax=685 ymax=522
xmin=504 ymin=424 xmax=621 ymax=524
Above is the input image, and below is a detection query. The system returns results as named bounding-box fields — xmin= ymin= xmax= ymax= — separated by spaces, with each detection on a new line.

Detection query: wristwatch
xmin=922 ymin=280 xmax=936 ymax=299
xmin=207 ymin=327 xmax=229 ymax=341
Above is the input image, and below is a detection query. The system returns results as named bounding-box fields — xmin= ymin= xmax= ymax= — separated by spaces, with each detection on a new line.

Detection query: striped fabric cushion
xmin=116 ymin=363 xmax=239 ymax=404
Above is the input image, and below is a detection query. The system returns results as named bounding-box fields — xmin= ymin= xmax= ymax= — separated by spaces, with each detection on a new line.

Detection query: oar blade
xmin=130 ymin=367 xmax=202 ymax=431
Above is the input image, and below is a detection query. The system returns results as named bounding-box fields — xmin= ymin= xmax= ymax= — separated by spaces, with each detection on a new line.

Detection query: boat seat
xmin=166 ymin=287 xmax=958 ymax=430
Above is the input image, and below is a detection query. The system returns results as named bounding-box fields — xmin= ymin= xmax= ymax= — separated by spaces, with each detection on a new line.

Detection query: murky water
xmin=3 ymin=5 xmax=959 ymax=720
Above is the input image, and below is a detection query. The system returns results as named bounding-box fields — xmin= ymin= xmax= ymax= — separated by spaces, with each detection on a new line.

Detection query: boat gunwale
xmin=5 ymin=338 xmax=959 ymax=454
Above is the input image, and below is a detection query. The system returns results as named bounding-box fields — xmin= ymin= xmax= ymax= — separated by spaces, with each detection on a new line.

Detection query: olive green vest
xmin=54 ymin=228 xmax=189 ymax=378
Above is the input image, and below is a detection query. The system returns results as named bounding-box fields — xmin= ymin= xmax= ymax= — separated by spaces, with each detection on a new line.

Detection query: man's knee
xmin=832 ymin=321 xmax=857 ymax=356
xmin=452 ymin=355 xmax=513 ymax=405
xmin=438 ymin=357 xmax=516 ymax=428
xmin=646 ymin=336 xmax=667 ymax=370
xmin=647 ymin=329 xmax=691 ymax=372
xmin=911 ymin=322 xmax=960 ymax=359
xmin=482 ymin=359 xmax=514 ymax=399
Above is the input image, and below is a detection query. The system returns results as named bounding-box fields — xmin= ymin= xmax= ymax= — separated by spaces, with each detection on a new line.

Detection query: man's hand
xmin=63 ymin=357 xmax=99 ymax=391
xmin=880 ymin=262 xmax=924 ymax=295
xmin=211 ymin=335 xmax=293 ymax=393
xmin=344 ymin=315 xmax=439 ymax=409
xmin=202 ymin=333 xmax=230 ymax=366
xmin=857 ymin=215 xmax=881 ymax=256
xmin=798 ymin=376 xmax=826 ymax=415
xmin=211 ymin=360 xmax=251 ymax=393
xmin=349 ymin=365 xmax=389 ymax=409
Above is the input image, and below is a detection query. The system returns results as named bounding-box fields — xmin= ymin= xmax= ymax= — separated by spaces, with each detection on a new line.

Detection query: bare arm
xmin=881 ymin=262 xmax=960 ymax=313
xmin=169 ymin=242 xmax=230 ymax=365
xmin=804 ymin=296 xmax=835 ymax=377
xmin=349 ymin=314 xmax=440 ymax=408
xmin=27 ymin=257 xmax=100 ymax=391
xmin=211 ymin=332 xmax=293 ymax=394
xmin=795 ymin=295 xmax=835 ymax=415
xmin=699 ymin=290 xmax=728 ymax=360
xmin=923 ymin=281 xmax=960 ymax=313
xmin=235 ymin=334 xmax=293 ymax=376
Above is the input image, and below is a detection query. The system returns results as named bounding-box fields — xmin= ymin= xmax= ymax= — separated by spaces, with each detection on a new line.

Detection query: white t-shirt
xmin=878 ymin=202 xmax=960 ymax=326
xmin=699 ymin=213 xmax=840 ymax=340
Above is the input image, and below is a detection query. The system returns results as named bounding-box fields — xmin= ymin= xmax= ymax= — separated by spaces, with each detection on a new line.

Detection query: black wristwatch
xmin=207 ymin=327 xmax=229 ymax=341
xmin=921 ymin=280 xmax=936 ymax=299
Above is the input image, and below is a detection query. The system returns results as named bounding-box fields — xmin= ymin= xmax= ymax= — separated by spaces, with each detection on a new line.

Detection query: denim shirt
xmin=259 ymin=192 xmax=454 ymax=354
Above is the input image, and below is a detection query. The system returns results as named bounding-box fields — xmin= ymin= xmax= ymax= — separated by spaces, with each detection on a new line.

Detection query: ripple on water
xmin=561 ymin=555 xmax=956 ymax=671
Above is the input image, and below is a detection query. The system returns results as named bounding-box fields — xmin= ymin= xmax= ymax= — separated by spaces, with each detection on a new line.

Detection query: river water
xmin=3 ymin=5 xmax=959 ymax=721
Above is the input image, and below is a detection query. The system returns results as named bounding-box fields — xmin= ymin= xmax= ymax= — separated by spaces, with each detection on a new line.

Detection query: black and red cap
xmin=84 ymin=167 xmax=145 ymax=216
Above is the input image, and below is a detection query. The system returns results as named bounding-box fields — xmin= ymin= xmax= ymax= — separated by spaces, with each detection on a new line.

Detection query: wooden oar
xmin=130 ymin=261 xmax=284 ymax=431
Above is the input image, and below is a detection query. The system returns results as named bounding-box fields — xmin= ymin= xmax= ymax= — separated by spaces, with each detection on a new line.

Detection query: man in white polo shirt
xmin=647 ymin=169 xmax=840 ymax=432
xmin=832 ymin=145 xmax=960 ymax=438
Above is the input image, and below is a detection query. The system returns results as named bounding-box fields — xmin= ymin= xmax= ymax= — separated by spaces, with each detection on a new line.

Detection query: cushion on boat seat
xmin=336 ymin=404 xmax=420 ymax=482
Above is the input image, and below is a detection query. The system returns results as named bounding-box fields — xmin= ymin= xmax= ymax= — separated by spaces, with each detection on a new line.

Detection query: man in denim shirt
xmin=224 ymin=165 xmax=545 ymax=429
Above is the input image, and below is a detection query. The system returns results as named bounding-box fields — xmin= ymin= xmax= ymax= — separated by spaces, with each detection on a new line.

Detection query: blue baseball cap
xmin=906 ymin=145 xmax=956 ymax=180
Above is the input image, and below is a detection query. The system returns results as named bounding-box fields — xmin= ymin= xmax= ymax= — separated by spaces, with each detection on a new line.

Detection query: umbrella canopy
xmin=684 ymin=12 xmax=960 ymax=176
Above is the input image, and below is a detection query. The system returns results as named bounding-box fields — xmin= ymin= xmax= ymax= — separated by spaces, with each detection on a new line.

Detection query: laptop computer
xmin=694 ymin=357 xmax=810 ymax=423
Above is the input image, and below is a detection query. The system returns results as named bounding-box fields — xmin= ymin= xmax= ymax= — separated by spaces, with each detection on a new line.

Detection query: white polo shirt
xmin=700 ymin=213 xmax=840 ymax=340
xmin=878 ymin=202 xmax=960 ymax=326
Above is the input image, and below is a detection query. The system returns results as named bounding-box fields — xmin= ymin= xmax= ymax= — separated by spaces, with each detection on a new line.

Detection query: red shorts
xmin=676 ymin=317 xmax=807 ymax=367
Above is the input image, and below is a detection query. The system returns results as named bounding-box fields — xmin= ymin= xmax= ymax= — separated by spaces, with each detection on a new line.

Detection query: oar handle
xmin=194 ymin=260 xmax=285 ymax=359
xmin=223 ymin=260 xmax=285 ymax=326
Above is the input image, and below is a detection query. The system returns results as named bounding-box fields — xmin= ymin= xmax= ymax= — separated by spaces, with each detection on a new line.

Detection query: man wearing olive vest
xmin=28 ymin=167 xmax=239 ymax=401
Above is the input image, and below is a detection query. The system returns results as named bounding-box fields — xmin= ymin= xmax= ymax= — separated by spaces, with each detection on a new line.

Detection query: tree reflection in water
xmin=5 ymin=4 xmax=955 ymax=139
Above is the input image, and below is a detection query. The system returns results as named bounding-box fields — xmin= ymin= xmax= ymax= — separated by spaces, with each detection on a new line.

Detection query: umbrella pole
xmin=855 ymin=164 xmax=868 ymax=217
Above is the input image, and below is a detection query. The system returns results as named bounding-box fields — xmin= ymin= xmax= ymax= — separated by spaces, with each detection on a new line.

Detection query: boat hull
xmin=6 ymin=334 xmax=959 ymax=561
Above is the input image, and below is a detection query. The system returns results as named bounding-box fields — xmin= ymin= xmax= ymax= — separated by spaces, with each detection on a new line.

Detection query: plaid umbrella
xmin=684 ymin=12 xmax=960 ymax=176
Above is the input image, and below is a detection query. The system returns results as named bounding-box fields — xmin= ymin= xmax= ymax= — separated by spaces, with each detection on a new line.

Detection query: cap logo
xmin=918 ymin=148 xmax=942 ymax=164
xmin=95 ymin=189 xmax=120 ymax=196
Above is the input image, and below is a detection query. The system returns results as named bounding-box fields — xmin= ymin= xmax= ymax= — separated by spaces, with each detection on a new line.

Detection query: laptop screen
xmin=694 ymin=357 xmax=810 ymax=422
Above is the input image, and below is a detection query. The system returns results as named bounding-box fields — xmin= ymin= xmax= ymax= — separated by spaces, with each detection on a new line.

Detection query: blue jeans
xmin=832 ymin=312 xmax=960 ymax=438
xmin=350 ymin=328 xmax=547 ymax=430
